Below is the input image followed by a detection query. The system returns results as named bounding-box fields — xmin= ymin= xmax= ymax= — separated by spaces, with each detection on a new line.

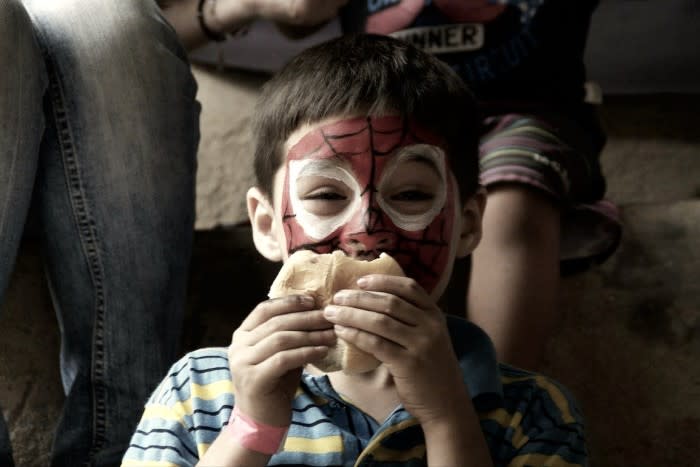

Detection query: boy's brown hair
xmin=252 ymin=33 xmax=480 ymax=202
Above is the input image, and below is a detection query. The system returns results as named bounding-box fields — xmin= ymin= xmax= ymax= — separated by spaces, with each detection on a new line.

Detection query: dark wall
xmin=585 ymin=0 xmax=700 ymax=94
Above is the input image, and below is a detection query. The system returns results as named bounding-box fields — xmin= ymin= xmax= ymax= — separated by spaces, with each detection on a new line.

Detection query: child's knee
xmin=482 ymin=184 xmax=560 ymax=247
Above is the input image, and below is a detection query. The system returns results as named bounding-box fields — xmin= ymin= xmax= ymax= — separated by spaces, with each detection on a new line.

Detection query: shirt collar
xmin=445 ymin=315 xmax=504 ymax=411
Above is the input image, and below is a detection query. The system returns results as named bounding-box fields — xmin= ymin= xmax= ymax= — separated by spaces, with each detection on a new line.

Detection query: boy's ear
xmin=247 ymin=186 xmax=284 ymax=262
xmin=456 ymin=187 xmax=487 ymax=258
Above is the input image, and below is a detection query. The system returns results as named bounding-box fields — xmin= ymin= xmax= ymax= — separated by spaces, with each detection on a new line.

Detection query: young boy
xmin=121 ymin=34 xmax=586 ymax=467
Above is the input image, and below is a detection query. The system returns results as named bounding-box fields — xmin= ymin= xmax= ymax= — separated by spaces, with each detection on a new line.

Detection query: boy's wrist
xmin=225 ymin=405 xmax=290 ymax=455
xmin=417 ymin=387 xmax=478 ymax=431
xmin=421 ymin=404 xmax=493 ymax=467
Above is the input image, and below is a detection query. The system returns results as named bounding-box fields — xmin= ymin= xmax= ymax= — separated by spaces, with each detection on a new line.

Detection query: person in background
xmin=0 ymin=0 xmax=199 ymax=465
xmin=161 ymin=0 xmax=621 ymax=369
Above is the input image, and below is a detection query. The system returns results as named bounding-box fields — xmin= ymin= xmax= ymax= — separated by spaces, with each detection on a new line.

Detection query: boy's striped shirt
xmin=122 ymin=317 xmax=586 ymax=467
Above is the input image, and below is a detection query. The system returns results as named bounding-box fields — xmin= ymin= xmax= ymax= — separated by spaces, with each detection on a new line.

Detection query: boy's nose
xmin=341 ymin=230 xmax=397 ymax=260
xmin=340 ymin=207 xmax=396 ymax=259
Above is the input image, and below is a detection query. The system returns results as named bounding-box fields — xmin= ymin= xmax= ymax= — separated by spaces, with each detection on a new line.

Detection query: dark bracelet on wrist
xmin=197 ymin=0 xmax=227 ymax=42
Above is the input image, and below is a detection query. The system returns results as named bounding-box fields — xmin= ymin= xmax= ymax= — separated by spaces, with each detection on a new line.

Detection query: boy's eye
xmin=390 ymin=190 xmax=435 ymax=202
xmin=303 ymin=190 xmax=347 ymax=201
xmin=290 ymin=161 xmax=360 ymax=222
xmin=299 ymin=187 xmax=351 ymax=216
xmin=386 ymin=188 xmax=436 ymax=215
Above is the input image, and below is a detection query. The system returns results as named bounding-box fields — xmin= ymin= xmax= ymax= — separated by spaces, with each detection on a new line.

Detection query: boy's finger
xmin=331 ymin=290 xmax=419 ymax=326
xmin=323 ymin=306 xmax=410 ymax=347
xmin=255 ymin=345 xmax=331 ymax=379
xmin=247 ymin=329 xmax=337 ymax=365
xmin=332 ymin=324 xmax=404 ymax=364
xmin=355 ymin=275 xmax=435 ymax=310
xmin=239 ymin=295 xmax=317 ymax=331
xmin=247 ymin=309 xmax=331 ymax=343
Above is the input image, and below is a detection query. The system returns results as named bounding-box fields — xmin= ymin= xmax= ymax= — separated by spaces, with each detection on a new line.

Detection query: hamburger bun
xmin=268 ymin=250 xmax=404 ymax=373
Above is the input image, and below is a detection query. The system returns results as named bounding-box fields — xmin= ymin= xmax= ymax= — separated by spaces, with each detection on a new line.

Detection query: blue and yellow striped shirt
xmin=122 ymin=317 xmax=586 ymax=466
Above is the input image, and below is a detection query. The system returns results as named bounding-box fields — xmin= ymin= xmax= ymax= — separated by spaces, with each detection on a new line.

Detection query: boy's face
xmin=273 ymin=115 xmax=461 ymax=296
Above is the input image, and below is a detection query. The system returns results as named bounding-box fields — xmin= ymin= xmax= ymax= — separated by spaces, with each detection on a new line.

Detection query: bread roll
xmin=268 ymin=250 xmax=404 ymax=373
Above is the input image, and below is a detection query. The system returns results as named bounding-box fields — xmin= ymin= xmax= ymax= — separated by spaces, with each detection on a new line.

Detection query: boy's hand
xmin=228 ymin=295 xmax=335 ymax=427
xmin=325 ymin=276 xmax=469 ymax=425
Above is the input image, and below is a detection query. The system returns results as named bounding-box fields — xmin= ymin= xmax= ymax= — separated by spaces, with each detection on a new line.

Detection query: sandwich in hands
xmin=269 ymin=250 xmax=405 ymax=373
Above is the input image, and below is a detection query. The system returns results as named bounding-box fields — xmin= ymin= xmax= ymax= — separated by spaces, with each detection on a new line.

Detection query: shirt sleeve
xmin=482 ymin=366 xmax=588 ymax=467
xmin=507 ymin=423 xmax=586 ymax=467
xmin=506 ymin=375 xmax=587 ymax=467
xmin=121 ymin=353 xmax=207 ymax=467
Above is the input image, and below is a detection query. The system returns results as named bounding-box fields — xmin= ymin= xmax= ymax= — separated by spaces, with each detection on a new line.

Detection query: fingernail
xmin=356 ymin=277 xmax=369 ymax=288
xmin=324 ymin=306 xmax=338 ymax=318
xmin=334 ymin=324 xmax=347 ymax=333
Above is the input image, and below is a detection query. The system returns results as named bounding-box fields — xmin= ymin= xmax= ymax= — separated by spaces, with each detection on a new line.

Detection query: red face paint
xmin=281 ymin=116 xmax=457 ymax=294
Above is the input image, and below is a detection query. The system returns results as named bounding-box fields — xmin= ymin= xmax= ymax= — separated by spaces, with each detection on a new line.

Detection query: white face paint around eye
xmin=376 ymin=144 xmax=448 ymax=232
xmin=288 ymin=159 xmax=362 ymax=241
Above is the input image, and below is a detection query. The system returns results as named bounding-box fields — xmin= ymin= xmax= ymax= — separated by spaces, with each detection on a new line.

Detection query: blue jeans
xmin=0 ymin=0 xmax=200 ymax=465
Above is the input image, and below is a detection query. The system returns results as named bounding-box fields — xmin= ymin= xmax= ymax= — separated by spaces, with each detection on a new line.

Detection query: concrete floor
xmin=0 ymin=87 xmax=698 ymax=465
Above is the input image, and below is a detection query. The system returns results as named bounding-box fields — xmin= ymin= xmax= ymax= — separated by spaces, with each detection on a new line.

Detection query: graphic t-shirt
xmin=341 ymin=0 xmax=599 ymax=112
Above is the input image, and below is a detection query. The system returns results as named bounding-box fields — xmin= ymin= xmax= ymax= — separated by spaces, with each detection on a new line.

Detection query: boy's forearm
xmin=422 ymin=401 xmax=493 ymax=467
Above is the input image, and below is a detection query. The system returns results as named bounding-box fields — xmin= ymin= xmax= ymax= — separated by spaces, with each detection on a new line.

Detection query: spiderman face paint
xmin=280 ymin=116 xmax=458 ymax=294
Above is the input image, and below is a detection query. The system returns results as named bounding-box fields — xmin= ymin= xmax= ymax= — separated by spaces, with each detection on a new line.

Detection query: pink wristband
xmin=225 ymin=406 xmax=289 ymax=455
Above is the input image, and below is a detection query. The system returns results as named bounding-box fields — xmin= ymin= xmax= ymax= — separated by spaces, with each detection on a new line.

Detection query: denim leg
xmin=0 ymin=0 xmax=47 ymax=464
xmin=23 ymin=0 xmax=201 ymax=465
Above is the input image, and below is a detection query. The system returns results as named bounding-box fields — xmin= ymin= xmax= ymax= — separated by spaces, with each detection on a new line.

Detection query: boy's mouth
xmin=343 ymin=250 xmax=384 ymax=262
